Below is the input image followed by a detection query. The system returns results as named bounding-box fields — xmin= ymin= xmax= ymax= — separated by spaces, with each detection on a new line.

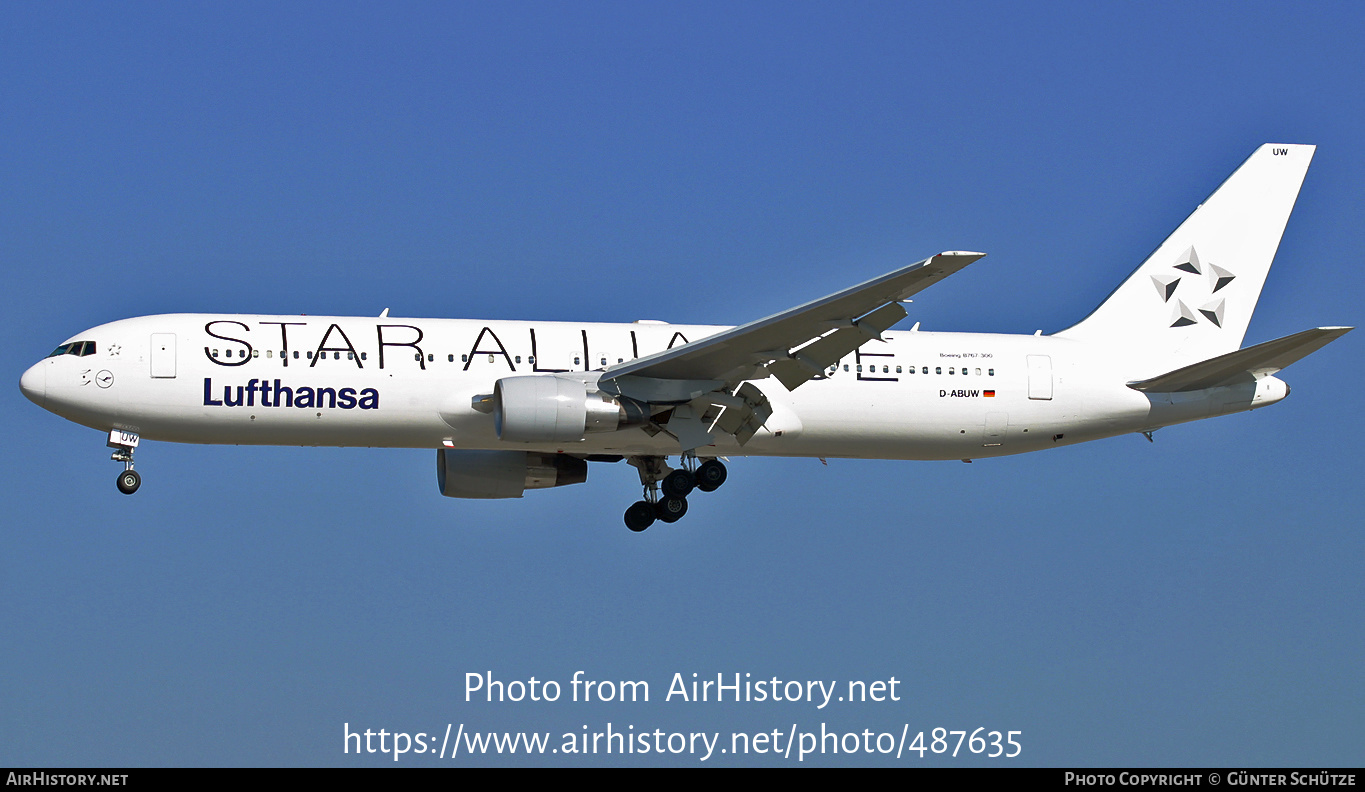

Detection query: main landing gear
xmin=623 ymin=455 xmax=727 ymax=532
xmin=108 ymin=429 xmax=141 ymax=495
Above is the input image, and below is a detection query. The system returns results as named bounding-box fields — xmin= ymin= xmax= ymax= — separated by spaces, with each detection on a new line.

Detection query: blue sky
xmin=2 ymin=2 xmax=1362 ymax=766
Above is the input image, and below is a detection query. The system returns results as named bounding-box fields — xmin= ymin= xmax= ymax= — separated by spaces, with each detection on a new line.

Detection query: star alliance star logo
xmin=1151 ymin=246 xmax=1235 ymax=328
xmin=107 ymin=344 xmax=122 ymax=357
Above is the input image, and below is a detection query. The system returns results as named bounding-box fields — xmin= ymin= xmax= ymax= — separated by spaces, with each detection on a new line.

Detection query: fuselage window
xmin=922 ymin=367 xmax=928 ymax=374
xmin=574 ymin=357 xmax=581 ymax=365
xmin=307 ymin=351 xmax=313 ymax=359
xmin=238 ymin=350 xmax=245 ymax=358
xmin=528 ymin=356 xmax=535 ymax=365
xmin=856 ymin=365 xmax=863 ymax=372
xmin=347 ymin=352 xmax=354 ymax=360
xmin=252 ymin=350 xmax=259 ymax=358
xmin=948 ymin=367 xmax=955 ymax=375
xmin=988 ymin=368 xmax=994 ymax=376
xmin=293 ymin=351 xmax=300 ymax=359
xmin=600 ymin=357 xmax=607 ymax=366
xmin=935 ymin=367 xmax=941 ymax=374
xmin=334 ymin=352 xmax=341 ymax=360
xmin=361 ymin=352 xmax=367 ymax=361
xmin=266 ymin=351 xmax=272 ymax=358
xmin=414 ymin=353 xmax=421 ymax=361
xmin=429 ymin=354 xmax=435 ymax=362
xmin=487 ymin=354 xmax=494 ymax=363
xmin=883 ymin=365 xmax=889 ymax=373
xmin=448 ymin=354 xmax=454 ymax=363
xmin=843 ymin=364 xmax=849 ymax=372
xmin=516 ymin=356 xmax=522 ymax=364
xmin=212 ymin=349 xmax=219 ymax=358
xmin=975 ymin=368 xmax=981 ymax=375
xmin=461 ymin=354 xmax=468 ymax=363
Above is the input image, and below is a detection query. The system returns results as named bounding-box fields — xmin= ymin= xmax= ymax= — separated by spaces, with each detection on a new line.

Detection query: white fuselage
xmin=21 ymin=313 xmax=1287 ymax=461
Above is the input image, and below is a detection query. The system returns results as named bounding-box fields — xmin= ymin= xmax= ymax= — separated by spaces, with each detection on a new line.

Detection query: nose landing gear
xmin=108 ymin=429 xmax=141 ymax=495
xmin=623 ymin=454 xmax=725 ymax=532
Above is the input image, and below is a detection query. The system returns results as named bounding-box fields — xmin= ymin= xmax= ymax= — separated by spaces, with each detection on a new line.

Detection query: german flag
xmin=984 ymin=390 xmax=996 ymax=397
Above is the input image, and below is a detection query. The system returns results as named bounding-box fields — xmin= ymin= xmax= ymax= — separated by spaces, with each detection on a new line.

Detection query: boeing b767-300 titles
xmin=19 ymin=144 xmax=1351 ymax=531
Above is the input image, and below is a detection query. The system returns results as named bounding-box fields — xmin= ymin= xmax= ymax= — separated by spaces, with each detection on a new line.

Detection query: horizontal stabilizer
xmin=1127 ymin=326 xmax=1352 ymax=392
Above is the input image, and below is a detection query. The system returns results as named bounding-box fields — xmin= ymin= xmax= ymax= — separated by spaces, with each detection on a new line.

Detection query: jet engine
xmin=492 ymin=375 xmax=648 ymax=443
xmin=436 ymin=449 xmax=587 ymax=499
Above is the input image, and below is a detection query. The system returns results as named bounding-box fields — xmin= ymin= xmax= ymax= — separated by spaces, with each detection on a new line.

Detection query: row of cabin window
xmin=204 ymin=348 xmax=997 ymax=377
xmin=831 ymin=363 xmax=996 ymax=376
xmin=210 ymin=349 xmax=367 ymax=360
xmin=437 ymin=354 xmax=631 ymax=366
xmin=207 ymin=349 xmax=631 ymax=367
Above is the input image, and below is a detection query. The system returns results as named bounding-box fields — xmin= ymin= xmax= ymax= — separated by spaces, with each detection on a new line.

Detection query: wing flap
xmin=767 ymin=302 xmax=908 ymax=390
xmin=1127 ymin=326 xmax=1352 ymax=392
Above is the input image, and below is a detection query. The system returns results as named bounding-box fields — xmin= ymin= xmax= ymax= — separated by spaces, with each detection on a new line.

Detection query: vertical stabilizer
xmin=1055 ymin=144 xmax=1314 ymax=374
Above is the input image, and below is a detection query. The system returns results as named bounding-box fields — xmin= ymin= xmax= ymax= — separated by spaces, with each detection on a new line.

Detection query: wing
xmin=597 ymin=251 xmax=984 ymax=450
xmin=603 ymin=251 xmax=984 ymax=391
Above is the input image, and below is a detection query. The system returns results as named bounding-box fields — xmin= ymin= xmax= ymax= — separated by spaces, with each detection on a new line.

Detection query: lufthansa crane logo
xmin=1150 ymin=246 xmax=1236 ymax=328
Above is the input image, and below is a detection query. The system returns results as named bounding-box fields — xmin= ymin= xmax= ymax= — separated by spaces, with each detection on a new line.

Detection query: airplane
xmin=19 ymin=143 xmax=1351 ymax=532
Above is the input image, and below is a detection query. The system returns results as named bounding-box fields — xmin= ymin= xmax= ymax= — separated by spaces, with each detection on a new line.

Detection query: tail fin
xmin=1055 ymin=144 xmax=1315 ymax=373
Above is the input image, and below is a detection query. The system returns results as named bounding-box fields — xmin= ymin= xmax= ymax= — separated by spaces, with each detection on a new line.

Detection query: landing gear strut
xmin=108 ymin=429 xmax=141 ymax=495
xmin=622 ymin=454 xmax=725 ymax=532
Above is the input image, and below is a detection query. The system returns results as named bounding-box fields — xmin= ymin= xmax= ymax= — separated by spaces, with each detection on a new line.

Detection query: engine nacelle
xmin=493 ymin=376 xmax=647 ymax=443
xmin=436 ymin=449 xmax=588 ymax=499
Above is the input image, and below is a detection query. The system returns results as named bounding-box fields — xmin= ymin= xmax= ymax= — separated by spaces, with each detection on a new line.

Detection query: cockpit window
xmin=47 ymin=341 xmax=97 ymax=358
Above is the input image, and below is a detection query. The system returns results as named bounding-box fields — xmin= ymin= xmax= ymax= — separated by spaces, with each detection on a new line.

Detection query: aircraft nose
xmin=20 ymin=361 xmax=46 ymax=407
